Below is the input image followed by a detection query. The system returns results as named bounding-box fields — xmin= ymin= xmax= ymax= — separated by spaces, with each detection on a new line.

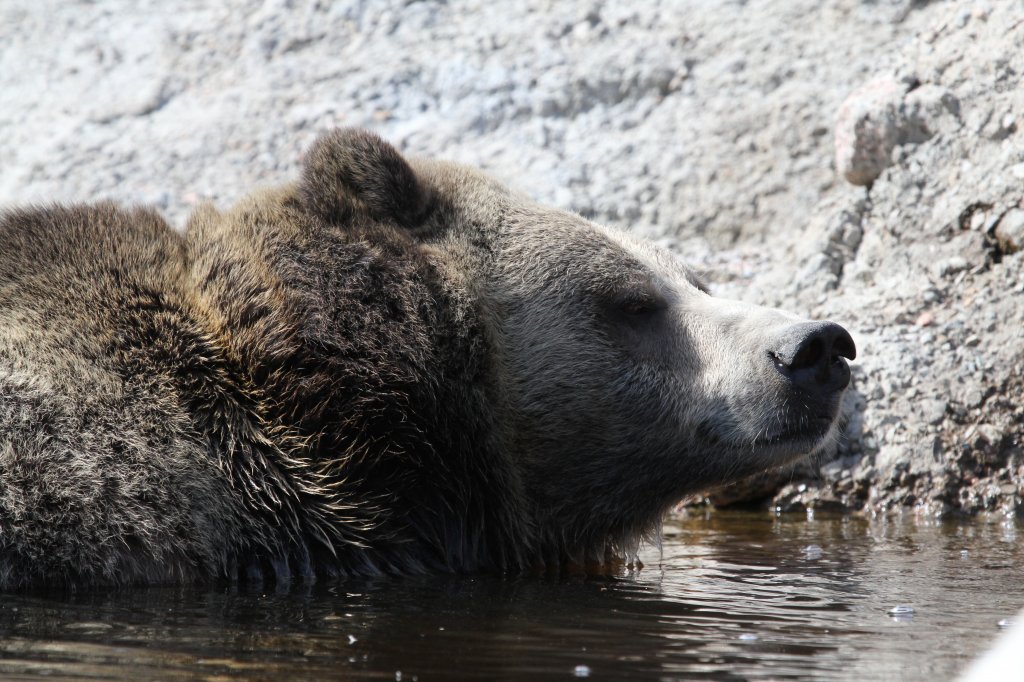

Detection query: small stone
xmin=963 ymin=389 xmax=985 ymax=409
xmin=970 ymin=211 xmax=987 ymax=231
xmin=994 ymin=209 xmax=1024 ymax=254
xmin=976 ymin=423 xmax=1003 ymax=445
xmin=935 ymin=257 xmax=969 ymax=277
xmin=834 ymin=77 xmax=905 ymax=186
xmin=967 ymin=106 xmax=994 ymax=133
xmin=904 ymin=84 xmax=959 ymax=137
xmin=922 ymin=399 xmax=947 ymax=425
xmin=915 ymin=311 xmax=935 ymax=327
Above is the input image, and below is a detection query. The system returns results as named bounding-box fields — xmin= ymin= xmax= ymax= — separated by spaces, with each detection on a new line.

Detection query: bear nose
xmin=770 ymin=321 xmax=856 ymax=393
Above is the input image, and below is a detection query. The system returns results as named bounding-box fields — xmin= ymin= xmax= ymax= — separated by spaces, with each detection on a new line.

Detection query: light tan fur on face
xmin=479 ymin=204 xmax=843 ymax=561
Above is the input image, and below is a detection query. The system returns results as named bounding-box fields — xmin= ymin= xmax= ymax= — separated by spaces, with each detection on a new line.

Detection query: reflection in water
xmin=0 ymin=512 xmax=1020 ymax=681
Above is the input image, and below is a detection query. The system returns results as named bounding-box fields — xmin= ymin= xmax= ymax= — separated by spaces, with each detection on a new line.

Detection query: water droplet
xmin=959 ymin=550 xmax=969 ymax=559
xmin=803 ymin=544 xmax=823 ymax=560
xmin=738 ymin=633 xmax=759 ymax=641
xmin=348 ymin=634 xmax=358 ymax=644
xmin=998 ymin=618 xmax=1014 ymax=630
xmin=888 ymin=605 xmax=915 ymax=621
xmin=573 ymin=664 xmax=592 ymax=677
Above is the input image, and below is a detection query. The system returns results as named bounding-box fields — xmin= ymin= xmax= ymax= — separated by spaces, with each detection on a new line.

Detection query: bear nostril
xmin=831 ymin=331 xmax=856 ymax=362
xmin=790 ymin=337 xmax=826 ymax=372
xmin=771 ymin=321 xmax=856 ymax=392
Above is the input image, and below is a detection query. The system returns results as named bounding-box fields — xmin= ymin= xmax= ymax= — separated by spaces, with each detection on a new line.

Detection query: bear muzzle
xmin=743 ymin=320 xmax=857 ymax=448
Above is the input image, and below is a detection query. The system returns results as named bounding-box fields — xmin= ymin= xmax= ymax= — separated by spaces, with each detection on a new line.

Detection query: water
xmin=0 ymin=512 xmax=1020 ymax=681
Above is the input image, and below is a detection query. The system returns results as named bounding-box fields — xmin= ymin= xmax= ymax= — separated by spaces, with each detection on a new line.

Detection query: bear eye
xmin=611 ymin=285 xmax=667 ymax=317
xmin=618 ymin=294 xmax=662 ymax=316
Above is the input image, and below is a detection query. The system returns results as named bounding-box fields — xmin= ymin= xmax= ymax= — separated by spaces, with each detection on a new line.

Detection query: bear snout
xmin=768 ymin=321 xmax=857 ymax=397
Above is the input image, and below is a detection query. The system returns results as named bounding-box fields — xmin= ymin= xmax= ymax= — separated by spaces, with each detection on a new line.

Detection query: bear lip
xmin=696 ymin=414 xmax=836 ymax=449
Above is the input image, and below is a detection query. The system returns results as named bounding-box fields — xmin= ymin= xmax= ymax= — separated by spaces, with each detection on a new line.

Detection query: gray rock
xmin=903 ymin=83 xmax=961 ymax=137
xmin=834 ymin=78 xmax=962 ymax=188
xmin=935 ymin=256 xmax=969 ymax=277
xmin=994 ymin=209 xmax=1024 ymax=254
xmin=834 ymin=76 xmax=907 ymax=186
xmin=921 ymin=399 xmax=947 ymax=425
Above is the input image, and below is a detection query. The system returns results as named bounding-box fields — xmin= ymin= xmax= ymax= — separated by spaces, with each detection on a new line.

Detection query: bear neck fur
xmin=184 ymin=186 xmax=533 ymax=579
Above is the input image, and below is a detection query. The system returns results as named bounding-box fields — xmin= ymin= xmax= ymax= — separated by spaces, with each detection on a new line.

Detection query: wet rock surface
xmin=0 ymin=0 xmax=1020 ymax=517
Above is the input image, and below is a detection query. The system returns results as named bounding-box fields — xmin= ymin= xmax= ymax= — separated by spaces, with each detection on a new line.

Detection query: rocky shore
xmin=700 ymin=0 xmax=1024 ymax=517
xmin=1 ymin=0 xmax=1020 ymax=516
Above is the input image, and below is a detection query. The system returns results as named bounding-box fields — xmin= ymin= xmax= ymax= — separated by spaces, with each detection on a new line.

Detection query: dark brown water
xmin=0 ymin=512 xmax=1020 ymax=681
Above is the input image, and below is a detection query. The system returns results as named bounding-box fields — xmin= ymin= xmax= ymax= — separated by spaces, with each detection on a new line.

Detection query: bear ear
xmin=299 ymin=128 xmax=434 ymax=229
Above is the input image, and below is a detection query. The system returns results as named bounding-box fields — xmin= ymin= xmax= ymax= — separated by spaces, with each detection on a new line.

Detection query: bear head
xmin=197 ymin=129 xmax=856 ymax=573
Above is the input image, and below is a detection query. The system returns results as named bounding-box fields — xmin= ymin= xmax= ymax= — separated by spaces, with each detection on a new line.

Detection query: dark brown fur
xmin=0 ymin=131 xmax=529 ymax=587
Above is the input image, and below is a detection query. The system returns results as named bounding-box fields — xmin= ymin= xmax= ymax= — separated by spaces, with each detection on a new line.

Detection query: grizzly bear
xmin=0 ymin=129 xmax=855 ymax=588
